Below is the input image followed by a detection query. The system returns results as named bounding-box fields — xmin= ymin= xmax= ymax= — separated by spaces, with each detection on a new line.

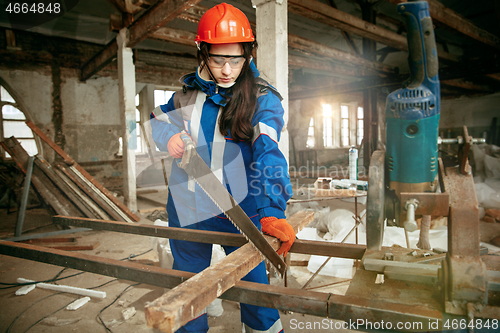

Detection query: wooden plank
xmin=34 ymin=158 xmax=98 ymax=218
xmin=144 ymin=211 xmax=315 ymax=332
xmin=2 ymin=138 xmax=82 ymax=217
xmin=54 ymin=165 xmax=113 ymax=220
xmin=385 ymin=0 xmax=500 ymax=50
xmin=26 ymin=120 xmax=140 ymax=222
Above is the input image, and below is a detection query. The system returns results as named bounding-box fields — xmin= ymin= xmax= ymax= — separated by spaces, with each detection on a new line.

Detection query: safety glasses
xmin=208 ymin=54 xmax=245 ymax=69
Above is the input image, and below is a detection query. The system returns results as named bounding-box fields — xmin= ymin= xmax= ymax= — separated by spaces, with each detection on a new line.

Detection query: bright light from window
xmin=323 ymin=104 xmax=332 ymax=118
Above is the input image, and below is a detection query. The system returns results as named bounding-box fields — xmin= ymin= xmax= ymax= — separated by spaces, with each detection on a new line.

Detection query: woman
xmin=150 ymin=3 xmax=295 ymax=332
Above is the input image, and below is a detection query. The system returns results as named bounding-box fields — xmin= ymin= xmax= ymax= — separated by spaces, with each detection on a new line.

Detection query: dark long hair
xmin=197 ymin=41 xmax=258 ymax=142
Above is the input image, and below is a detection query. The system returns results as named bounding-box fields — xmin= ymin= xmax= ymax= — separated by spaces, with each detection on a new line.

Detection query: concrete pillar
xmin=117 ymin=28 xmax=137 ymax=211
xmin=251 ymin=0 xmax=289 ymax=164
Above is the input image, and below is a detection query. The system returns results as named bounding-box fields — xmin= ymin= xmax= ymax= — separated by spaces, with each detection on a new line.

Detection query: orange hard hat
xmin=195 ymin=3 xmax=254 ymax=45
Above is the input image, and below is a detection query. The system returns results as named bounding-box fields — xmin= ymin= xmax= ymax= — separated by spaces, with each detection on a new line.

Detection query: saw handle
xmin=178 ymin=130 xmax=195 ymax=169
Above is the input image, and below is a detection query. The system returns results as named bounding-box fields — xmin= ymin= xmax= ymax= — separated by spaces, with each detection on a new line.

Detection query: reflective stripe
xmin=151 ymin=106 xmax=172 ymax=123
xmin=190 ymin=90 xmax=206 ymax=145
xmin=252 ymin=122 xmax=278 ymax=145
xmin=187 ymin=90 xmax=206 ymax=192
xmin=244 ymin=319 xmax=283 ymax=333
xmin=211 ymin=106 xmax=226 ymax=183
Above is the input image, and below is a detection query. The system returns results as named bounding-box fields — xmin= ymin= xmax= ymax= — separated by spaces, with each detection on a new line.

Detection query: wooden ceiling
xmin=1 ymin=0 xmax=499 ymax=99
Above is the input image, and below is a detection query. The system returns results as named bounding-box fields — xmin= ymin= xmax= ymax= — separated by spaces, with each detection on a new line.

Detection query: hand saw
xmin=177 ymin=131 xmax=286 ymax=277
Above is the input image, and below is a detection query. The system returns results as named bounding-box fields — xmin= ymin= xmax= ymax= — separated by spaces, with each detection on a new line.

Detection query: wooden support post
xmin=144 ymin=211 xmax=315 ymax=332
xmin=117 ymin=28 xmax=137 ymax=212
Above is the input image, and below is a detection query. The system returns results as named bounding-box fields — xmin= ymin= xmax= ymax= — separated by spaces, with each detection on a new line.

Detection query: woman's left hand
xmin=260 ymin=217 xmax=296 ymax=257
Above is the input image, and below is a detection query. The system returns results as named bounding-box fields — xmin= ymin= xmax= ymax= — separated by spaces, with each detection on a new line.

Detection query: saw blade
xmin=178 ymin=134 xmax=286 ymax=277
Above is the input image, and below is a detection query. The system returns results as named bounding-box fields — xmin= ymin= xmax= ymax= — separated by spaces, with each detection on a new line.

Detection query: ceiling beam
xmin=288 ymin=0 xmax=457 ymax=61
xmin=288 ymin=0 xmax=408 ymax=51
xmin=288 ymin=34 xmax=396 ymax=75
xmin=385 ymin=0 xmax=500 ymax=50
xmin=148 ymin=26 xmax=398 ymax=77
xmin=80 ymin=0 xmax=202 ymax=81
xmin=149 ymin=27 xmax=197 ymax=47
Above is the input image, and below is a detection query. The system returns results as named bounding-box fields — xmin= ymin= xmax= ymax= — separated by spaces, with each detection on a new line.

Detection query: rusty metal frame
xmin=53 ymin=216 xmax=367 ymax=259
xmin=2 ymin=206 xmax=499 ymax=330
xmin=0 ymin=239 xmax=443 ymax=330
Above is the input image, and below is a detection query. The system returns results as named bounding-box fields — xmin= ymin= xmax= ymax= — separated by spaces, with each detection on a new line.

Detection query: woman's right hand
xmin=167 ymin=133 xmax=185 ymax=158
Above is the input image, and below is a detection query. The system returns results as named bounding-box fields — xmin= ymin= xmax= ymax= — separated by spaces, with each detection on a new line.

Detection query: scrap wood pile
xmin=0 ymin=121 xmax=139 ymax=223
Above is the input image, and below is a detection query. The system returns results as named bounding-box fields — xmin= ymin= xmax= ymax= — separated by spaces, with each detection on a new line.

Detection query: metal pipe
xmin=404 ymin=199 xmax=419 ymax=232
xmin=438 ymin=137 xmax=486 ymax=145
xmin=15 ymin=155 xmax=34 ymax=237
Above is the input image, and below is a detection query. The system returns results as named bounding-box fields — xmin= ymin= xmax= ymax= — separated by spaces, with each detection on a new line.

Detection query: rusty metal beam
xmin=53 ymin=215 xmax=246 ymax=247
xmin=0 ymin=239 xmax=444 ymax=328
xmin=144 ymin=211 xmax=315 ymax=332
xmin=80 ymin=0 xmax=203 ymax=81
xmin=53 ymin=216 xmax=367 ymax=258
xmin=385 ymin=0 xmax=500 ymax=50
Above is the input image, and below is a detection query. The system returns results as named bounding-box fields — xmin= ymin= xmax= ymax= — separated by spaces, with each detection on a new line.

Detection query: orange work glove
xmin=167 ymin=133 xmax=185 ymax=158
xmin=260 ymin=216 xmax=296 ymax=257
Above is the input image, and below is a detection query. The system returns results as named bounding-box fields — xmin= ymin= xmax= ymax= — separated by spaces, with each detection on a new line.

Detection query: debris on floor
xmin=66 ymin=297 xmax=91 ymax=310
xmin=17 ymin=277 xmax=107 ymax=298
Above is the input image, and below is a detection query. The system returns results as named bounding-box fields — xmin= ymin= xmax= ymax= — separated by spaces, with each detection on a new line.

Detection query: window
xmin=341 ymin=104 xmax=349 ymax=147
xmin=357 ymin=107 xmax=364 ymax=146
xmin=306 ymin=117 xmax=314 ymax=148
xmin=323 ymin=104 xmax=333 ymax=147
xmin=1 ymin=85 xmax=37 ymax=157
xmin=154 ymin=90 xmax=175 ymax=108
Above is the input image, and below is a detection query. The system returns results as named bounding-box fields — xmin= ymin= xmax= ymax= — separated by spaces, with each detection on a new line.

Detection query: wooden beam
xmin=288 ymin=0 xmax=408 ymax=51
xmin=80 ymin=0 xmax=203 ymax=81
xmin=385 ymin=0 xmax=500 ymax=50
xmin=128 ymin=0 xmax=202 ymax=48
xmin=288 ymin=0 xmax=456 ymax=61
xmin=149 ymin=27 xmax=197 ymax=46
xmin=288 ymin=34 xmax=397 ymax=75
xmin=80 ymin=40 xmax=119 ymax=81
xmin=290 ymin=75 xmax=403 ymax=100
xmin=144 ymin=210 xmax=315 ymax=333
